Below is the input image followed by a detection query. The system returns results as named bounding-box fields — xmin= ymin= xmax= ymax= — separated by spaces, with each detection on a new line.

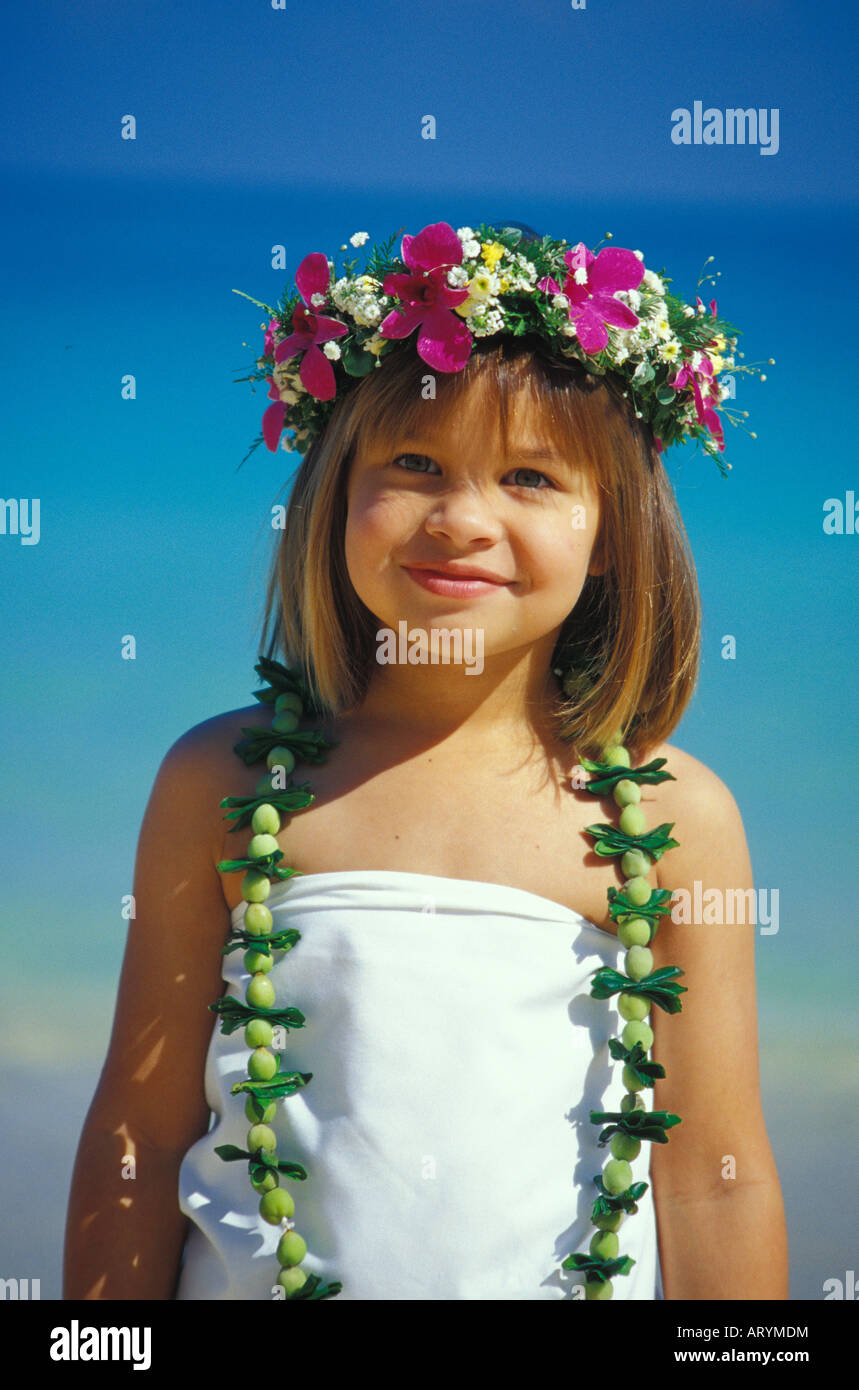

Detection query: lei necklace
xmin=208 ymin=655 xmax=685 ymax=1300
xmin=206 ymin=218 xmax=764 ymax=1299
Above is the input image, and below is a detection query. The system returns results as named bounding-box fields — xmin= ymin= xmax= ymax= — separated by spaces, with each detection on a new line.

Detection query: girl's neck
xmin=347 ymin=647 xmax=559 ymax=736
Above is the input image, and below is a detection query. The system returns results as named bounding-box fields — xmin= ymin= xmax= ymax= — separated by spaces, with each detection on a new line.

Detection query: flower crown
xmin=234 ymin=220 xmax=771 ymax=477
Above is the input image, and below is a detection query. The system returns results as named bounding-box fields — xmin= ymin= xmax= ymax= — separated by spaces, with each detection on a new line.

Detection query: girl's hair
xmin=259 ymin=307 xmax=701 ymax=761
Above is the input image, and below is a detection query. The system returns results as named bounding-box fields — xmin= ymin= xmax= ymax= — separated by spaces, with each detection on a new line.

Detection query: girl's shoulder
xmin=638 ymin=739 xmax=752 ymax=889
xmin=157 ymin=701 xmax=273 ymax=836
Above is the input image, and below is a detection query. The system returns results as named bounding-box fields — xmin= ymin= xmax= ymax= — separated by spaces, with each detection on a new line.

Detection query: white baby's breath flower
xmin=551 ymin=293 xmax=570 ymax=309
xmin=574 ymin=267 xmax=588 ymax=285
xmin=682 ymin=304 xmax=696 ymax=318
xmin=641 ymin=269 xmax=665 ymax=295
xmin=447 ymin=265 xmax=470 ymax=287
xmin=614 ymin=345 xmax=630 ymax=364
xmin=617 ymin=289 xmax=641 ymax=313
xmin=633 ymin=250 xmax=644 ymax=261
xmin=331 ymin=276 xmax=351 ymax=310
xmin=349 ymin=231 xmax=370 ymax=247
xmin=456 ymin=226 xmax=475 ymax=242
xmin=352 ymin=296 xmax=382 ymax=328
xmin=462 ymin=239 xmax=481 ymax=259
xmin=322 ymin=341 xmax=341 ymax=360
xmin=560 ymin=321 xmax=577 ymax=337
xmin=310 ymin=291 xmax=327 ymax=308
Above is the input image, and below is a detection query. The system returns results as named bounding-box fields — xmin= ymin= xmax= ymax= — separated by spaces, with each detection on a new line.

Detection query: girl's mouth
xmin=402 ymin=566 xmax=510 ymax=598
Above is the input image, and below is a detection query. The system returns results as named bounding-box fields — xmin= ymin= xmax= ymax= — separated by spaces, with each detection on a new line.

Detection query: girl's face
xmin=344 ymin=383 xmax=605 ymax=666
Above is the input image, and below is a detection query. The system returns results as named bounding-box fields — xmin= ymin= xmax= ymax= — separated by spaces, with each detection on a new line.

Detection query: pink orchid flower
xmin=538 ymin=242 xmax=644 ymax=355
xmin=379 ymin=222 xmax=473 ymax=372
xmin=273 ymin=252 xmax=348 ymax=400
xmin=696 ymin=296 xmax=718 ymax=316
xmin=261 ymin=375 xmax=292 ymax=453
xmin=263 ymin=318 xmax=280 ymax=357
xmin=670 ymin=355 xmax=725 ymax=452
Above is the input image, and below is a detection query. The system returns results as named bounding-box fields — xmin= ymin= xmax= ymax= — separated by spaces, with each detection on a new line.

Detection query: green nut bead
xmin=251 ymin=803 xmax=281 ymax=836
xmin=620 ymin=849 xmax=651 ymax=879
xmin=585 ymin=1276 xmax=613 ymax=1300
xmin=625 ymin=945 xmax=654 ymax=981
xmin=613 ymin=778 xmax=641 ymax=808
xmin=248 ymin=1048 xmax=278 ymax=1082
xmin=248 ymin=833 xmax=279 ymax=861
xmin=277 ymin=1266 xmax=308 ymax=1295
xmin=621 ymin=1092 xmax=647 ymax=1114
xmin=266 ymin=745 xmax=296 ymax=774
xmin=617 ymin=991 xmax=650 ymax=1022
xmin=241 ymin=869 xmax=271 ymax=903
xmin=603 ymin=1158 xmax=633 ymax=1195
xmin=260 ymin=1187 xmax=295 ymax=1225
xmin=276 ymin=1230 xmax=307 ymax=1267
xmin=619 ymin=803 xmax=647 ymax=837
xmin=246 ymin=974 xmax=276 ymax=1010
xmin=244 ymin=948 xmax=274 ymax=975
xmin=247 ymin=1123 xmax=277 ymax=1153
xmin=603 ymin=744 xmax=630 ymax=768
xmin=589 ymin=1230 xmax=619 ymax=1260
xmin=623 ymin=875 xmax=651 ymax=907
xmin=251 ymin=1168 xmax=278 ymax=1193
xmin=610 ymin=1131 xmax=642 ymax=1162
xmin=245 ymin=1094 xmax=277 ymax=1125
xmin=622 ymin=1020 xmax=654 ymax=1052
xmin=272 ymin=710 xmax=300 ymax=735
xmin=244 ymin=902 xmax=273 ymax=936
xmin=275 ymin=692 xmax=303 ymax=716
xmin=244 ymin=1018 xmax=274 ymax=1048
xmin=593 ymin=1209 xmax=623 ymax=1232
xmin=622 ymin=1064 xmax=647 ymax=1093
xmin=618 ymin=916 xmax=651 ymax=949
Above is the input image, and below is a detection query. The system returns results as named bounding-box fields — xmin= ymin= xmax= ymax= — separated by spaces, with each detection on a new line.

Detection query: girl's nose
xmin=422 ymin=487 xmax=505 ymax=546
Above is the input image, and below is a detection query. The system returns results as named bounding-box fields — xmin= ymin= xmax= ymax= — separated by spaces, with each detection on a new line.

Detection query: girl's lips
xmin=402 ymin=566 xmax=510 ymax=598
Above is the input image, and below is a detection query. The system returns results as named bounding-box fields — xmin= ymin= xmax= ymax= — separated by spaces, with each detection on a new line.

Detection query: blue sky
xmin=0 ymin=0 xmax=856 ymax=1297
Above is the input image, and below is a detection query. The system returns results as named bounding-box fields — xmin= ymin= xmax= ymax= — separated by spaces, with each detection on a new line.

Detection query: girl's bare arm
xmin=648 ymin=747 xmax=789 ymax=1299
xmin=63 ymin=721 xmax=233 ymax=1299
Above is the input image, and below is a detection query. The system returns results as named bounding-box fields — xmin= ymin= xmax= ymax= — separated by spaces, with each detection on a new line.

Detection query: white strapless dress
xmin=174 ymin=870 xmax=664 ymax=1301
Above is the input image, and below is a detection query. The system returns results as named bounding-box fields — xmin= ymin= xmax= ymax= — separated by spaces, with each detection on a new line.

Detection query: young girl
xmin=64 ymin=220 xmax=788 ymax=1301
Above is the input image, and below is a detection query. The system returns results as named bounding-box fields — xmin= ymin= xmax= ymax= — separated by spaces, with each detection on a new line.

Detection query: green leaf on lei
xmin=561 ymin=1252 xmax=636 ymax=1280
xmin=208 ymin=997 xmax=306 ymax=1033
xmin=589 ymin=1108 xmax=682 ymax=1144
xmin=608 ymin=1037 xmax=666 ymax=1085
xmin=590 ymin=964 xmax=687 ymax=1013
xmin=584 ymin=821 xmax=679 ymax=861
xmin=579 ymin=757 xmax=676 ymax=795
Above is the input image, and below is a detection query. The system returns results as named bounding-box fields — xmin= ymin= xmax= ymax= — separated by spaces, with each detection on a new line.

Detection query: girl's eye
xmin=390 ymin=454 xmax=553 ymax=490
xmin=392 ymin=453 xmax=437 ymax=473
xmin=508 ymin=467 xmax=552 ymax=490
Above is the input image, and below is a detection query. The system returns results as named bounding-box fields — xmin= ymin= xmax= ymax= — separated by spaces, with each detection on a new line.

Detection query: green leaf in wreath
xmin=340 ymin=336 xmax=376 ymax=377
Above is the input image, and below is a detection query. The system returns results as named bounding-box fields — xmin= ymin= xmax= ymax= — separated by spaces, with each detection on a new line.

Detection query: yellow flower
xmin=712 ymin=333 xmax=727 ymax=352
xmin=498 ymin=275 xmax=511 ymax=293
xmin=454 ymin=296 xmax=479 ymax=318
xmin=481 ymin=241 xmax=506 ymax=269
xmin=467 ymin=270 xmax=493 ymax=301
xmin=711 ymin=354 xmax=726 ymax=373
